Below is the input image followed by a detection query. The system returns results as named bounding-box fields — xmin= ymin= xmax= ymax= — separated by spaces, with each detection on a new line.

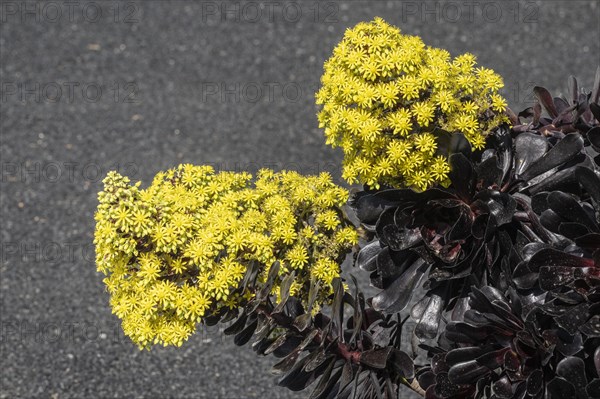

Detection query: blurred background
xmin=1 ymin=1 xmax=599 ymax=397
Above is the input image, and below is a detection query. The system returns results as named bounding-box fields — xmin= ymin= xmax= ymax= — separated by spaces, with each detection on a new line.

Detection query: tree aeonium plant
xmin=95 ymin=18 xmax=600 ymax=399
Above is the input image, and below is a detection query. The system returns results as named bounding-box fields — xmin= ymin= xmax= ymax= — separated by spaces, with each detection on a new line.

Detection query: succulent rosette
xmin=353 ymin=127 xmax=589 ymax=334
xmin=353 ymin=70 xmax=600 ymax=396
xmin=417 ymin=286 xmax=600 ymax=399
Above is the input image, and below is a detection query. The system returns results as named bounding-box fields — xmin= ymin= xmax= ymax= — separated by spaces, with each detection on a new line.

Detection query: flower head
xmin=94 ymin=165 xmax=357 ymax=348
xmin=316 ymin=17 xmax=508 ymax=189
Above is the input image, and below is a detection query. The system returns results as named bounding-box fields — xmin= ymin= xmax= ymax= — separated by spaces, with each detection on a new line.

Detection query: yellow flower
xmin=114 ymin=204 xmax=133 ymax=232
xmin=430 ymin=156 xmax=451 ymax=182
xmin=169 ymin=257 xmax=187 ymax=275
xmin=227 ymin=229 xmax=247 ymax=253
xmin=452 ymin=113 xmax=480 ymax=135
xmin=138 ymin=253 xmax=162 ymax=282
xmin=378 ymin=82 xmax=399 ymax=107
xmin=387 ymin=109 xmax=412 ymax=136
xmin=311 ymin=258 xmax=339 ymax=286
xmin=462 ymin=101 xmax=479 ymax=115
xmin=375 ymin=157 xmax=394 ymax=178
xmin=315 ymin=210 xmax=341 ymax=230
xmin=407 ymin=170 xmax=434 ymax=191
xmin=387 ymin=141 xmax=411 ymax=164
xmin=334 ymin=227 xmax=359 ymax=246
xmin=359 ymin=55 xmax=381 ymax=81
xmin=151 ymin=281 xmax=176 ymax=307
xmin=359 ymin=118 xmax=382 ymax=142
xmin=434 ymin=90 xmax=457 ymax=112
xmin=413 ymin=133 xmax=437 ymax=155
xmin=490 ymin=93 xmax=507 ymax=112
xmin=286 ymin=244 xmax=309 ymax=269
xmin=470 ymin=134 xmax=487 ymax=150
xmin=131 ymin=208 xmax=152 ymax=234
xmin=411 ymin=101 xmax=435 ymax=127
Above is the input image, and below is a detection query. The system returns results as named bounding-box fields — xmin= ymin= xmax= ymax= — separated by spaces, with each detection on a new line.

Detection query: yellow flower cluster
xmin=94 ymin=165 xmax=358 ymax=348
xmin=316 ymin=17 xmax=508 ymax=190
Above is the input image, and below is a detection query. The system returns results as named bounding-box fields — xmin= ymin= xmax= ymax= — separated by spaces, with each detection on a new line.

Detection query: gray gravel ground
xmin=1 ymin=1 xmax=599 ymax=398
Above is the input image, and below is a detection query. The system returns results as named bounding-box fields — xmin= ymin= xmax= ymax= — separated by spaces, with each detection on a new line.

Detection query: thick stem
xmin=408 ymin=378 xmax=426 ymax=397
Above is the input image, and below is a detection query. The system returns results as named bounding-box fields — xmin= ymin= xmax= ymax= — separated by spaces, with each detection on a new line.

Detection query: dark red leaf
xmin=576 ymin=166 xmax=600 ymax=206
xmin=528 ymin=248 xmax=593 ymax=272
xmin=568 ymin=76 xmax=578 ymax=105
xmin=223 ymin=312 xmax=248 ymax=336
xmin=308 ymin=358 xmax=340 ymax=399
xmin=520 ymin=133 xmax=584 ymax=181
xmin=272 ymin=349 xmax=301 ymax=374
xmin=356 ymin=240 xmax=381 ymax=272
xmin=579 ymin=315 xmax=600 ymax=337
xmin=264 ymin=332 xmax=291 ymax=355
xmin=526 ymin=369 xmax=543 ymax=395
xmin=548 ymin=191 xmax=598 ymax=230
xmin=594 ymin=346 xmax=600 ymax=376
xmin=539 ymin=266 xmax=575 ymax=290
xmin=547 ymin=377 xmax=576 ymax=399
xmin=449 ymin=153 xmax=474 ymax=201
xmin=360 ymin=347 xmax=392 ymax=369
xmin=504 ymin=350 xmax=520 ymax=372
xmin=434 ymin=372 xmax=461 ymax=398
xmin=448 ymin=360 xmax=490 ymax=384
xmin=492 ymin=376 xmax=513 ymax=399
xmin=390 ymin=349 xmax=414 ymax=379
xmin=234 ymin=318 xmax=258 ymax=346
xmin=556 ymin=356 xmax=588 ymax=397
xmin=534 ymin=86 xmax=559 ymax=118
xmin=591 ymin=103 xmax=600 ymax=124
xmin=592 ymin=65 xmax=600 ymax=105
xmin=587 ymin=379 xmax=600 ymax=399
xmin=371 ymin=259 xmax=428 ymax=314
xmin=277 ymin=354 xmax=314 ymax=391
xmin=514 ymin=133 xmax=548 ymax=176
xmin=588 ymin=127 xmax=600 ymax=152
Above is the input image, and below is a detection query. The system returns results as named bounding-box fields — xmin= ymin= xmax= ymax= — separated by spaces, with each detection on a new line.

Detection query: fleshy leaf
xmin=356 ymin=240 xmax=382 ymax=272
xmin=520 ymin=133 xmax=583 ymax=181
xmin=528 ymin=248 xmax=594 ymax=272
xmin=534 ymin=86 xmax=559 ymax=118
xmin=308 ymin=358 xmax=339 ymax=399
xmin=548 ymin=191 xmax=598 ymax=230
xmin=547 ymin=377 xmax=576 ymax=399
xmin=576 ymin=166 xmax=600 ymax=205
xmin=415 ymin=292 xmax=445 ymax=340
xmin=371 ymin=259 xmax=428 ymax=314
xmin=223 ymin=312 xmax=248 ymax=336
xmin=514 ymin=133 xmax=548 ymax=176
xmin=234 ymin=318 xmax=258 ymax=346
xmin=556 ymin=356 xmax=588 ymax=397
xmin=360 ymin=347 xmax=392 ymax=369
xmin=390 ymin=349 xmax=414 ymax=379
xmin=448 ymin=360 xmax=489 ymax=385
xmin=580 ymin=315 xmax=600 ymax=337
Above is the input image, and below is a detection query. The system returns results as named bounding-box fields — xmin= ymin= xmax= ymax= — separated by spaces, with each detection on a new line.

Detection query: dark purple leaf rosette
xmin=352 ymin=126 xmax=588 ymax=338
xmin=348 ymin=72 xmax=600 ymax=397
xmin=416 ymin=286 xmax=600 ymax=399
